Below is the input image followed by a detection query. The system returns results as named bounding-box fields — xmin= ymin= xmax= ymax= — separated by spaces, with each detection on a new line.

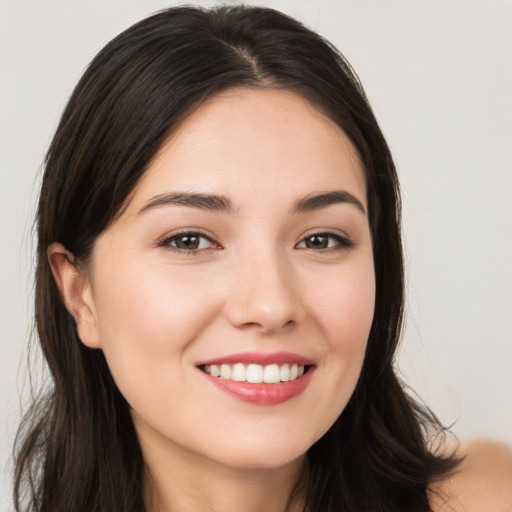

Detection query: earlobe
xmin=47 ymin=242 xmax=102 ymax=349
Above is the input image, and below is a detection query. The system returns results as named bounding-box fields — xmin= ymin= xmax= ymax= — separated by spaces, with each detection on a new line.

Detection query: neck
xmin=145 ymin=458 xmax=305 ymax=512
xmin=136 ymin=417 xmax=306 ymax=512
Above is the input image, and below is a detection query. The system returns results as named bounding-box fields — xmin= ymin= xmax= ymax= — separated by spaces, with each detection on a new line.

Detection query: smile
xmin=197 ymin=352 xmax=315 ymax=405
xmin=201 ymin=363 xmax=307 ymax=383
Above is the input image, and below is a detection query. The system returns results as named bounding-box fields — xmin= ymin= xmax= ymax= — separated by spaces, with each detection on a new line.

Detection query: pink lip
xmin=196 ymin=351 xmax=315 ymax=366
xmin=196 ymin=352 xmax=316 ymax=406
xmin=203 ymin=369 xmax=314 ymax=406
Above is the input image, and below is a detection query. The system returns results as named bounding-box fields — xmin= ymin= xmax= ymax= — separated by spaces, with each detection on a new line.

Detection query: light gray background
xmin=1 ymin=0 xmax=511 ymax=508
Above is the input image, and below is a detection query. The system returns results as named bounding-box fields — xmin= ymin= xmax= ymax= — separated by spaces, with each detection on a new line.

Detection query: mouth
xmin=196 ymin=352 xmax=315 ymax=405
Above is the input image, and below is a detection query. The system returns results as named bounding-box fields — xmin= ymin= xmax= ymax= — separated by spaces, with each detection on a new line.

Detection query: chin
xmin=199 ymin=425 xmax=320 ymax=471
xmin=212 ymin=444 xmax=307 ymax=471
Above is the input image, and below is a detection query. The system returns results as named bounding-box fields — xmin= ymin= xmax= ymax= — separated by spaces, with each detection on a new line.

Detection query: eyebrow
xmin=138 ymin=192 xmax=233 ymax=214
xmin=291 ymin=190 xmax=366 ymax=215
xmin=138 ymin=189 xmax=365 ymax=216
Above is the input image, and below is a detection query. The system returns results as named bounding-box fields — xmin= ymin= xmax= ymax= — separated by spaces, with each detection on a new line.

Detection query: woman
xmin=12 ymin=5 xmax=511 ymax=512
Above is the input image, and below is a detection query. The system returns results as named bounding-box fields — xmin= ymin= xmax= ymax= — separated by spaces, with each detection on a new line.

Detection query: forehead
xmin=125 ymin=87 xmax=367 ymax=215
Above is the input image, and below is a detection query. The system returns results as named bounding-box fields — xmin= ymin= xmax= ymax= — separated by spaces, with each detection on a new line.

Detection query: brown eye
xmin=159 ymin=232 xmax=218 ymax=252
xmin=174 ymin=234 xmax=200 ymax=250
xmin=304 ymin=235 xmax=329 ymax=249
xmin=296 ymin=232 xmax=354 ymax=251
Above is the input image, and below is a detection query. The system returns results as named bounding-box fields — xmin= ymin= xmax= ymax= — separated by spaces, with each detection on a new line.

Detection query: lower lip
xmin=203 ymin=369 xmax=314 ymax=405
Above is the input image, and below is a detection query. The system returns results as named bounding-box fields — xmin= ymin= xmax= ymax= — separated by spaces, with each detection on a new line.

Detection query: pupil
xmin=177 ymin=235 xmax=199 ymax=249
xmin=307 ymin=235 xmax=327 ymax=249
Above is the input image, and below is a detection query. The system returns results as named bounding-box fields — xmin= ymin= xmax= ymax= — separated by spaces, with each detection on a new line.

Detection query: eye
xmin=158 ymin=231 xmax=219 ymax=253
xmin=296 ymin=232 xmax=354 ymax=251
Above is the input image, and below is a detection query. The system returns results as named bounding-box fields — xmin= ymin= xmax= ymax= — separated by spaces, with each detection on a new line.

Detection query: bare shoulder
xmin=429 ymin=438 xmax=512 ymax=512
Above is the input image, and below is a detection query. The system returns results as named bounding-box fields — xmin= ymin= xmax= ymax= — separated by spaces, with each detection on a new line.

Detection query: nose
xmin=224 ymin=250 xmax=303 ymax=334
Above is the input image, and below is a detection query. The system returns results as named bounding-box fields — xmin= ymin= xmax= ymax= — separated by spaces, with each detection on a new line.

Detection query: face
xmin=80 ymin=88 xmax=375 ymax=470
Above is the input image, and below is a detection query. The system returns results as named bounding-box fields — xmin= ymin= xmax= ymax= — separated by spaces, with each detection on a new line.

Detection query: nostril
xmin=235 ymin=319 xmax=296 ymax=334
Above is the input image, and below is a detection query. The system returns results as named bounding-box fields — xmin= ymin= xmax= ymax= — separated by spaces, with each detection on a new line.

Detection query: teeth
xmin=220 ymin=364 xmax=232 ymax=379
xmin=247 ymin=364 xmax=264 ymax=383
xmin=280 ymin=364 xmax=290 ymax=382
xmin=263 ymin=364 xmax=280 ymax=383
xmin=231 ymin=363 xmax=246 ymax=381
xmin=203 ymin=363 xmax=307 ymax=383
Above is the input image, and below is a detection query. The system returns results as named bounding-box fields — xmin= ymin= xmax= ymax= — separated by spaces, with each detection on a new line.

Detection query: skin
xmin=430 ymin=438 xmax=512 ymax=512
xmin=50 ymin=88 xmax=375 ymax=512
xmin=49 ymin=88 xmax=512 ymax=511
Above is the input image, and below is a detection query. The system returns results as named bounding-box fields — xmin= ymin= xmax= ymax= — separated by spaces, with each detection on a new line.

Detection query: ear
xmin=47 ymin=242 xmax=102 ymax=349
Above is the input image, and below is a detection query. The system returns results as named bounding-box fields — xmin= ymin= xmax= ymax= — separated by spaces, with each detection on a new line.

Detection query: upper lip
xmin=196 ymin=351 xmax=315 ymax=367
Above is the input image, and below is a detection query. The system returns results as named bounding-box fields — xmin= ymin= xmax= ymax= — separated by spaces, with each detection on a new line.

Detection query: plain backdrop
xmin=1 ymin=0 xmax=511 ymax=508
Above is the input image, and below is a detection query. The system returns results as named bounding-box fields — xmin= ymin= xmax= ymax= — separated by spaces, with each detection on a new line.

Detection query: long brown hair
xmin=14 ymin=5 xmax=458 ymax=511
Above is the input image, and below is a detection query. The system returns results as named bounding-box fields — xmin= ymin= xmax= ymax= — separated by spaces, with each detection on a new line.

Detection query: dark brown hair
xmin=14 ymin=5 xmax=458 ymax=511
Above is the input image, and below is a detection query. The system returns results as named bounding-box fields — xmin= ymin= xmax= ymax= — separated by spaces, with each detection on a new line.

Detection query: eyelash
xmin=296 ymin=232 xmax=355 ymax=251
xmin=157 ymin=230 xmax=220 ymax=254
xmin=158 ymin=230 xmax=355 ymax=255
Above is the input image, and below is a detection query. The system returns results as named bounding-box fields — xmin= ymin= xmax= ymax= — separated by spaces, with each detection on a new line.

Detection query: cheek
xmin=307 ymin=260 xmax=375 ymax=352
xmin=302 ymin=259 xmax=375 ymax=427
xmin=91 ymin=260 xmax=221 ymax=384
xmin=97 ymin=259 xmax=215 ymax=329
xmin=290 ymin=264 xmax=375 ymax=444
